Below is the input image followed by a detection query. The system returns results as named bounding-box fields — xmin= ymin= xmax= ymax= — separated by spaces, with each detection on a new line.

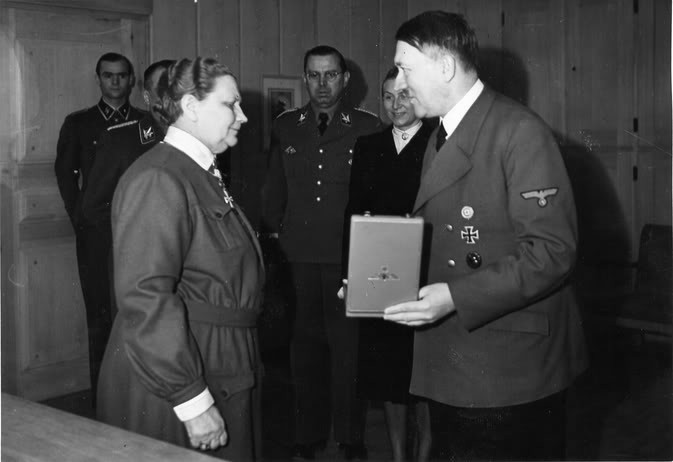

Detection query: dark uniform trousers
xmin=261 ymin=103 xmax=381 ymax=446
xmin=288 ymin=262 xmax=365 ymax=445
xmin=55 ymin=102 xmax=156 ymax=404
xmin=431 ymin=390 xmax=566 ymax=461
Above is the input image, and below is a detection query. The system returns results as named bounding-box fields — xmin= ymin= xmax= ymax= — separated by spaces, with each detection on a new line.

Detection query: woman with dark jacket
xmin=343 ymin=67 xmax=435 ymax=461
xmin=97 ymin=57 xmax=264 ymax=461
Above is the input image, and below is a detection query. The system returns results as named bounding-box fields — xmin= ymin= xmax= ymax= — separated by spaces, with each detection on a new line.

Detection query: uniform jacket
xmin=55 ymin=99 xmax=145 ymax=227
xmin=261 ymin=102 xmax=381 ymax=263
xmin=410 ymin=86 xmax=588 ymax=407
xmin=342 ymin=122 xmax=434 ymax=272
xmin=80 ymin=114 xmax=161 ymax=226
xmin=97 ymin=142 xmax=265 ymax=444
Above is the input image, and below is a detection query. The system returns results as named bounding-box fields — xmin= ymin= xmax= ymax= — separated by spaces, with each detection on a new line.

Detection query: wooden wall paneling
xmin=122 ymin=18 xmax=150 ymax=109
xmin=651 ymin=0 xmax=672 ymax=150
xmin=636 ymin=0 xmax=672 ymax=152
xmin=565 ymin=0 xmax=637 ymax=260
xmin=19 ymin=240 xmax=87 ymax=373
xmin=279 ymin=0 xmax=315 ymax=76
xmin=0 ymin=5 xmax=20 ymax=395
xmin=501 ymin=0 xmax=564 ymax=132
xmin=15 ymin=8 xmax=121 ymax=163
xmin=349 ymin=0 xmax=381 ymax=113
xmin=315 ymin=0 xmax=350 ymax=53
xmin=636 ymin=149 xmax=672 ymax=227
xmin=379 ymin=0 xmax=407 ymax=116
xmin=566 ymin=0 xmax=634 ymax=147
xmin=4 ymin=0 xmax=152 ymax=16
xmin=151 ymin=0 xmax=196 ymax=61
xmin=198 ymin=0 xmax=240 ymax=76
xmin=407 ymin=0 xmax=458 ymax=18
xmin=633 ymin=0 xmax=672 ymax=231
xmin=236 ymin=0 xmax=280 ymax=224
xmin=463 ymin=0 xmax=502 ymax=95
xmin=1 ymin=2 xmax=150 ymax=399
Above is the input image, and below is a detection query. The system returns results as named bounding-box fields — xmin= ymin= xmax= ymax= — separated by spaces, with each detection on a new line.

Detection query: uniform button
xmin=447 ymin=259 xmax=456 ymax=267
xmin=445 ymin=224 xmax=453 ymax=231
xmin=317 ymin=180 xmax=321 ymax=185
xmin=466 ymin=251 xmax=482 ymax=269
xmin=316 ymin=197 xmax=321 ymax=202
xmin=318 ymin=164 xmax=323 ymax=169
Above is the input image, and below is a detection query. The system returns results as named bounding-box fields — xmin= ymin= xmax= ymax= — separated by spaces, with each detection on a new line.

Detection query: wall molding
xmin=5 ymin=0 xmax=152 ymax=17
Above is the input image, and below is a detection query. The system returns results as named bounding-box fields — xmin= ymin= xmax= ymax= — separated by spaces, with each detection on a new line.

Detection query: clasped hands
xmin=337 ymin=280 xmax=455 ymax=326
xmin=184 ymin=405 xmax=228 ymax=451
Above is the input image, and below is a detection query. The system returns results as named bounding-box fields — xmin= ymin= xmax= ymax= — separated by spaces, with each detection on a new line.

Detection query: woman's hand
xmin=184 ymin=405 xmax=228 ymax=451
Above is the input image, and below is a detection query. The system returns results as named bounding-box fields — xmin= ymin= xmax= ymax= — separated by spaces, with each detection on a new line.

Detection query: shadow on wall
xmin=343 ymin=58 xmax=368 ymax=109
xmin=479 ymin=47 xmax=529 ymax=106
xmin=479 ymin=46 xmax=631 ymax=272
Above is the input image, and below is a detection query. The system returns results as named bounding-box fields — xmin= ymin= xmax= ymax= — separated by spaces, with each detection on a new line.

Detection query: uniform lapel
xmin=413 ymin=87 xmax=496 ymax=213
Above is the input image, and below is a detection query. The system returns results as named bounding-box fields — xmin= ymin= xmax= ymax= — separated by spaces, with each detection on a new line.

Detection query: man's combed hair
xmin=154 ymin=57 xmax=234 ymax=127
xmin=395 ymin=11 xmax=479 ymax=73
xmin=303 ymin=45 xmax=348 ymax=73
xmin=95 ymin=52 xmax=134 ymax=77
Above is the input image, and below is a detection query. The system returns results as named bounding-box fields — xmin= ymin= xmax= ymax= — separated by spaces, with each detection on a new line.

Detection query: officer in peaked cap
xmin=261 ymin=45 xmax=380 ymax=460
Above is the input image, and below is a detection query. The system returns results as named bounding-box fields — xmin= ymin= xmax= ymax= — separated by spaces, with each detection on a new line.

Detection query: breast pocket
xmin=201 ymin=205 xmax=247 ymax=252
xmin=325 ymin=148 xmax=353 ymax=184
xmin=283 ymin=152 xmax=309 ymax=178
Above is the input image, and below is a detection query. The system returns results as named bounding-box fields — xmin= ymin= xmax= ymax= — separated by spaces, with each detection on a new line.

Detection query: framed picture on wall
xmin=262 ymin=75 xmax=304 ymax=149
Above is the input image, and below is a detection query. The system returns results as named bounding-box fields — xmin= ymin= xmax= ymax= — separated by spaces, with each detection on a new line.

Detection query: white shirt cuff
xmin=173 ymin=388 xmax=214 ymax=422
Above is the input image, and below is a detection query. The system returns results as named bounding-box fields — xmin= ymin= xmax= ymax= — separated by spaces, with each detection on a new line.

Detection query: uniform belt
xmin=186 ymin=300 xmax=259 ymax=327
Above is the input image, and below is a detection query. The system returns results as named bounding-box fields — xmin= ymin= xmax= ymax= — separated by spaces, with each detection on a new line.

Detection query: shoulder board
xmin=275 ymin=107 xmax=300 ymax=120
xmin=107 ymin=120 xmax=139 ymax=131
xmin=353 ymin=107 xmax=379 ymax=118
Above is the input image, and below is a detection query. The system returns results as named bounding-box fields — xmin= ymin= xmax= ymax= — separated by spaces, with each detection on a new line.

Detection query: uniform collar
xmin=97 ymin=98 xmax=131 ymax=121
xmin=439 ymin=79 xmax=484 ymax=141
xmin=163 ymin=126 xmax=214 ymax=170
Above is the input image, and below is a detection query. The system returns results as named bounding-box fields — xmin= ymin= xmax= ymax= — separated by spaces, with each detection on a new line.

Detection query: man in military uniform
xmin=54 ymin=53 xmax=159 ymax=406
xmin=80 ymin=60 xmax=173 ymax=235
xmin=261 ymin=45 xmax=380 ymax=460
xmin=383 ymin=12 xmax=588 ymax=461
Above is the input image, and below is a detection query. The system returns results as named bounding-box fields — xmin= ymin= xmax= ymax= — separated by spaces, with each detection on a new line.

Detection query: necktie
xmin=318 ymin=113 xmax=329 ymax=136
xmin=208 ymin=162 xmax=235 ymax=207
xmin=435 ymin=123 xmax=448 ymax=151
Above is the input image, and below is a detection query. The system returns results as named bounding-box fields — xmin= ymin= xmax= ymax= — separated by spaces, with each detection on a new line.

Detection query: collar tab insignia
xmin=297 ymin=111 xmax=307 ymax=125
xmin=340 ymin=112 xmax=351 ymax=126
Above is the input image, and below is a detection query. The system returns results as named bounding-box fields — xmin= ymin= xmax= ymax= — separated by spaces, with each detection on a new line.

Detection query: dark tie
xmin=208 ymin=162 xmax=235 ymax=207
xmin=318 ymin=112 xmax=329 ymax=136
xmin=435 ymin=123 xmax=448 ymax=151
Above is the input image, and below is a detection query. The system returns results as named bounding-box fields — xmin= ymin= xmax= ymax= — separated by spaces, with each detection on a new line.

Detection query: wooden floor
xmin=41 ymin=322 xmax=672 ymax=461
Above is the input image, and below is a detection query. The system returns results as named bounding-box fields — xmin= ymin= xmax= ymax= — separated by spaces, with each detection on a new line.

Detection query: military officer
xmin=54 ymin=53 xmax=147 ymax=406
xmin=81 ymin=59 xmax=174 ymax=243
xmin=383 ymin=12 xmax=588 ymax=461
xmin=261 ymin=45 xmax=380 ymax=460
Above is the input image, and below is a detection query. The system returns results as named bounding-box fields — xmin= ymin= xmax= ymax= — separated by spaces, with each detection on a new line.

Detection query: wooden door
xmin=0 ymin=0 xmax=150 ymax=400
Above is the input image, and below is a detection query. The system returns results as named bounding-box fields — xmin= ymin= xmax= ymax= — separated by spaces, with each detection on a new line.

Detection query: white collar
xmin=391 ymin=120 xmax=423 ymax=154
xmin=439 ymin=79 xmax=484 ymax=141
xmin=163 ymin=126 xmax=214 ymax=171
xmin=392 ymin=120 xmax=423 ymax=140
